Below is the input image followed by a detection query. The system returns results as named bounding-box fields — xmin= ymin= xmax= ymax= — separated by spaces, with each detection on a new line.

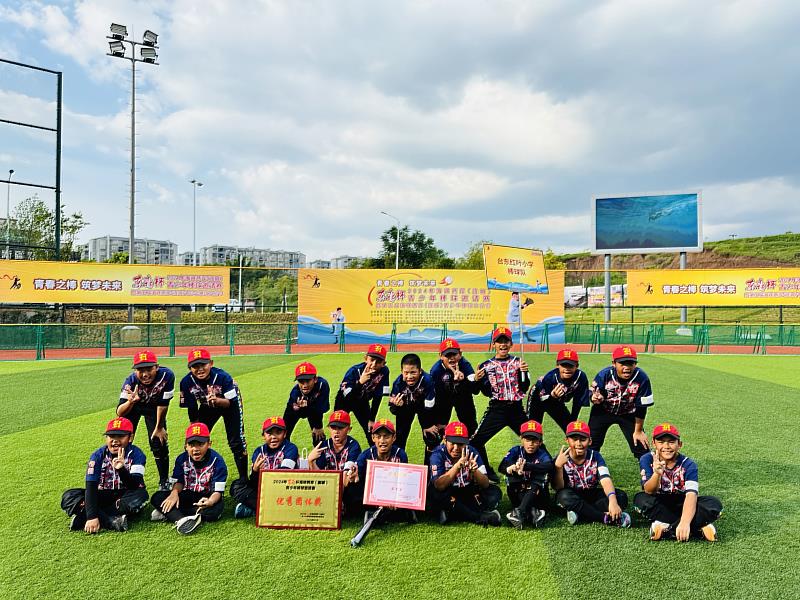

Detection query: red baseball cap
xmin=566 ymin=420 xmax=591 ymax=438
xmin=328 ymin=410 xmax=351 ymax=427
xmin=262 ymin=416 xmax=287 ymax=432
xmin=439 ymin=338 xmax=461 ymax=355
xmin=519 ymin=419 xmax=543 ymax=440
xmin=444 ymin=421 xmax=469 ymax=444
xmin=295 ymin=362 xmax=317 ymax=380
xmin=556 ymin=348 xmax=579 ymax=366
xmin=652 ymin=422 xmax=681 ymax=440
xmin=492 ymin=327 xmax=513 ymax=342
xmin=105 ymin=417 xmax=134 ymax=435
xmin=187 ymin=347 xmax=212 ymax=367
xmin=371 ymin=418 xmax=395 ymax=435
xmin=186 ymin=422 xmax=210 ymax=442
xmin=366 ymin=343 xmax=387 ymax=360
xmin=132 ymin=350 xmax=158 ymax=368
xmin=612 ymin=346 xmax=638 ymax=362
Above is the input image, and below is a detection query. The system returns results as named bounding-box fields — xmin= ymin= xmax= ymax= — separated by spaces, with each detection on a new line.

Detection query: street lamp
xmin=380 ymin=210 xmax=400 ymax=270
xmin=190 ymin=179 xmax=203 ymax=266
xmin=5 ymin=169 xmax=13 ymax=259
xmin=106 ymin=23 xmax=160 ymax=321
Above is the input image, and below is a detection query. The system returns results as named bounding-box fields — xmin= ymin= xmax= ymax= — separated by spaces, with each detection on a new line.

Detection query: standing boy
xmin=334 ymin=343 xmax=391 ymax=440
xmin=528 ymin=348 xmax=590 ymax=434
xmin=231 ymin=416 xmax=299 ymax=519
xmin=553 ymin=420 xmax=631 ymax=527
xmin=428 ymin=421 xmax=502 ymax=527
xmin=470 ymin=327 xmax=530 ymax=481
xmin=634 ymin=423 xmax=722 ymax=542
xmin=150 ymin=422 xmax=228 ymax=535
xmin=61 ymin=417 xmax=149 ymax=533
xmin=117 ymin=350 xmax=174 ymax=488
xmin=283 ymin=361 xmax=330 ymax=446
xmin=179 ymin=348 xmax=249 ymax=480
xmin=589 ymin=346 xmax=653 ymax=459
xmin=429 ymin=338 xmax=480 ymax=437
xmin=307 ymin=410 xmax=362 ymax=517
xmin=499 ymin=419 xmax=553 ymax=529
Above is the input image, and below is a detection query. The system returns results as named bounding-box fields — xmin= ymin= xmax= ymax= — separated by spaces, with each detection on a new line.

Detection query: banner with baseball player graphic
xmin=627 ymin=268 xmax=800 ymax=306
xmin=482 ymin=244 xmax=549 ymax=293
xmin=0 ymin=260 xmax=229 ymax=304
xmin=297 ymin=268 xmax=564 ymax=345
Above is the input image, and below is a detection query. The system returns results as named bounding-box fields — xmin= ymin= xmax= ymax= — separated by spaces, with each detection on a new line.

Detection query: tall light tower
xmin=5 ymin=169 xmax=13 ymax=259
xmin=106 ymin=23 xmax=159 ymax=321
xmin=190 ymin=179 xmax=203 ymax=266
xmin=380 ymin=211 xmax=401 ymax=270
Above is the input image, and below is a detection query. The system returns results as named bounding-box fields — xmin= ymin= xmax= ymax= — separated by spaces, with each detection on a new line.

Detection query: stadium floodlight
xmin=142 ymin=30 xmax=158 ymax=46
xmin=110 ymin=23 xmax=128 ymax=40
xmin=140 ymin=46 xmax=157 ymax=63
xmin=108 ymin=40 xmax=125 ymax=57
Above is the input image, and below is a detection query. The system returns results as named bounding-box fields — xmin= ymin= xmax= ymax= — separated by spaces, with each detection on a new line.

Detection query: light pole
xmin=107 ymin=23 xmax=159 ymax=321
xmin=5 ymin=169 xmax=13 ymax=259
xmin=380 ymin=211 xmax=400 ymax=270
xmin=190 ymin=179 xmax=203 ymax=266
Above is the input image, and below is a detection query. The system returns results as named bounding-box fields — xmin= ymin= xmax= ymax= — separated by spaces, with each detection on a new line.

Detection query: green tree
xmin=10 ymin=194 xmax=88 ymax=260
xmin=104 ymin=251 xmax=129 ymax=264
xmin=455 ymin=240 xmax=491 ymax=269
xmin=378 ymin=226 xmax=453 ymax=269
xmin=542 ymin=248 xmax=566 ymax=270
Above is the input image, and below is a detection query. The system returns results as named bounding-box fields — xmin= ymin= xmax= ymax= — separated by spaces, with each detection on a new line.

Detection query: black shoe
xmin=106 ymin=514 xmax=129 ymax=532
xmin=477 ymin=509 xmax=502 ymax=527
xmin=406 ymin=510 xmax=418 ymax=524
xmin=438 ymin=509 xmax=449 ymax=525
xmin=69 ymin=512 xmax=87 ymax=531
xmin=506 ymin=508 xmax=524 ymax=530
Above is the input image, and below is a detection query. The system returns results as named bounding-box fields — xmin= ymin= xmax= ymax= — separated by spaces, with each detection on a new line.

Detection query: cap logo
xmin=563 ymin=351 xmax=571 ymax=358
xmin=299 ymin=365 xmax=306 ymax=373
xmin=138 ymin=353 xmax=147 ymax=361
xmin=662 ymin=424 xmax=671 ymax=431
xmin=445 ymin=340 xmax=453 ymax=348
xmin=192 ymin=425 xmax=202 ymax=435
xmin=454 ymin=425 xmax=463 ymax=435
xmin=524 ymin=422 xmax=533 ymax=431
xmin=375 ymin=345 xmax=383 ymax=352
xmin=193 ymin=350 xmax=202 ymax=358
xmin=623 ymin=347 xmax=632 ymax=356
xmin=113 ymin=419 xmax=122 ymax=429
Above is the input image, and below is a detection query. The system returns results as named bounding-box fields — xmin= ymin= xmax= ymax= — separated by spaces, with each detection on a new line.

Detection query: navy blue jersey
xmin=531 ymin=368 xmax=590 ymax=408
xmin=251 ymin=441 xmax=300 ymax=470
xmin=429 ymin=357 xmax=479 ymax=402
xmin=477 ymin=356 xmax=530 ymax=403
xmin=338 ymin=362 xmax=390 ymax=420
xmin=119 ymin=367 xmax=175 ymax=408
xmin=498 ymin=445 xmax=553 ymax=487
xmin=171 ymin=448 xmax=228 ymax=495
xmin=286 ymin=377 xmax=330 ymax=413
xmin=429 ymin=443 xmax=487 ymax=489
xmin=561 ymin=449 xmax=610 ymax=491
xmin=85 ymin=444 xmax=146 ymax=490
xmin=592 ymin=366 xmax=653 ymax=416
xmin=179 ymin=367 xmax=238 ymax=414
xmin=388 ymin=372 xmax=442 ymax=425
xmin=314 ymin=436 xmax=362 ymax=471
xmin=640 ymin=452 xmax=699 ymax=495
xmin=356 ymin=444 xmax=407 ymax=482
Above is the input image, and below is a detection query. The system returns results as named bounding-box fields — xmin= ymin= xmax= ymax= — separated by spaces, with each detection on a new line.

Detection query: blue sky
xmin=1 ymin=0 xmax=799 ymax=263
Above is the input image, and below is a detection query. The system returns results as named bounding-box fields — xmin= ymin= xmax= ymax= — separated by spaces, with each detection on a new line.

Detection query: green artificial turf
xmin=1 ymin=352 xmax=798 ymax=600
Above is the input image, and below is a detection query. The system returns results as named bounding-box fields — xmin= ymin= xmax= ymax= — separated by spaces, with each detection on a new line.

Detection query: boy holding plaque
xmin=308 ymin=410 xmax=362 ymax=517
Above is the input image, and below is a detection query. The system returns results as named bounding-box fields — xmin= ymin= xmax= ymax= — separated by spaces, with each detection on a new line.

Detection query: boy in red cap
xmin=553 ymin=420 xmax=631 ymax=527
xmin=231 ymin=416 xmax=299 ymax=519
xmin=179 ymin=348 xmax=249 ymax=481
xmin=528 ymin=348 xmax=590 ymax=434
xmin=61 ymin=417 xmax=149 ymax=533
xmin=428 ymin=421 xmax=502 ymax=527
xmin=283 ymin=361 xmax=330 ymax=447
xmin=499 ymin=419 xmax=553 ymax=529
xmin=470 ymin=326 xmax=530 ymax=481
xmin=334 ymin=343 xmax=391 ymax=441
xmin=150 ymin=422 xmax=228 ymax=535
xmin=307 ymin=410 xmax=362 ymax=517
xmin=634 ymin=423 xmax=722 ymax=542
xmin=589 ymin=345 xmax=654 ymax=460
xmin=117 ymin=350 xmax=175 ymax=489
xmin=429 ymin=338 xmax=480 ymax=437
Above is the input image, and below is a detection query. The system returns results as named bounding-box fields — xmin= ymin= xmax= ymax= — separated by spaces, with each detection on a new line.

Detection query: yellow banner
xmin=0 ymin=260 xmax=230 ymax=304
xmin=483 ymin=244 xmax=549 ymax=293
xmin=257 ymin=470 xmax=342 ymax=529
xmin=628 ymin=269 xmax=800 ymax=306
xmin=297 ymin=268 xmax=564 ymax=344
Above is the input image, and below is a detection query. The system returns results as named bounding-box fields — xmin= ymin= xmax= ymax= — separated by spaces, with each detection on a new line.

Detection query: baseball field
xmin=1 ymin=351 xmax=797 ymax=600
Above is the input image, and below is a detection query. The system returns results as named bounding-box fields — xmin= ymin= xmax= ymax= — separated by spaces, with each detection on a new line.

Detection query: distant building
xmin=308 ymin=260 xmax=330 ymax=269
xmin=82 ymin=236 xmax=177 ymax=264
xmin=330 ymin=255 xmax=360 ymax=269
xmin=177 ymin=251 xmax=200 ymax=266
xmin=199 ymin=245 xmax=306 ymax=269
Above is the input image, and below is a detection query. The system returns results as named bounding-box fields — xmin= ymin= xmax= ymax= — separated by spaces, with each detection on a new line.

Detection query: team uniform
xmin=388 ymin=371 xmax=445 ymax=461
xmin=429 ymin=356 xmax=480 ymax=437
xmin=61 ymin=443 xmax=149 ymax=531
xmin=334 ymin=362 xmax=390 ymax=440
xmin=499 ymin=444 xmax=553 ymax=513
xmin=150 ymin=448 xmax=228 ymax=524
xmin=283 ymin=376 xmax=330 ymax=445
xmin=555 ymin=448 xmax=629 ymax=523
xmin=118 ymin=364 xmax=174 ymax=485
xmin=315 ymin=435 xmax=363 ymax=516
xmin=528 ymin=367 xmax=590 ymax=433
xmin=590 ymin=365 xmax=653 ymax=458
xmin=427 ymin=442 xmax=502 ymax=523
xmin=231 ymin=440 xmax=299 ymax=512
xmin=634 ymin=452 xmax=722 ymax=539
xmin=179 ymin=365 xmax=249 ymax=479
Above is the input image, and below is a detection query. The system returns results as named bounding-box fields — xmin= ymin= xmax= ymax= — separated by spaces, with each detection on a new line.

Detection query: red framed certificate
xmin=363 ymin=462 xmax=428 ymax=511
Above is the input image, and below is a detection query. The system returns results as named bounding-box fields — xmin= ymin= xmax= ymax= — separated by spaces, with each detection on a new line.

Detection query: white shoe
xmin=176 ymin=514 xmax=202 ymax=535
xmin=566 ymin=510 xmax=579 ymax=525
xmin=532 ymin=509 xmax=546 ymax=527
xmin=150 ymin=509 xmax=167 ymax=522
xmin=649 ymin=520 xmax=670 ymax=541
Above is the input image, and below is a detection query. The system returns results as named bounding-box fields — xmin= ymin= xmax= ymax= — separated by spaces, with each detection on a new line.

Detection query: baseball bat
xmin=350 ymin=507 xmax=384 ymax=547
